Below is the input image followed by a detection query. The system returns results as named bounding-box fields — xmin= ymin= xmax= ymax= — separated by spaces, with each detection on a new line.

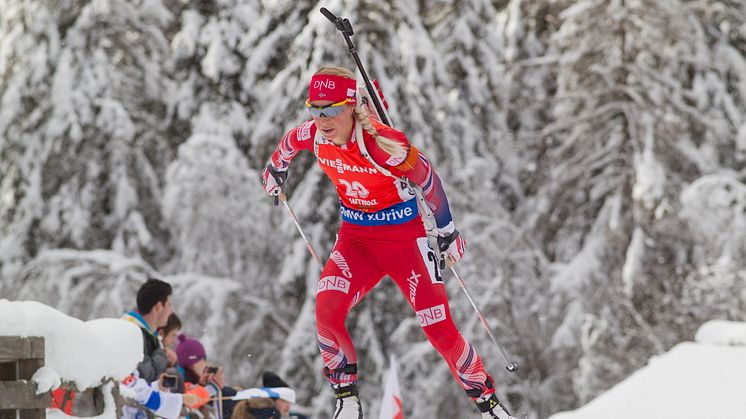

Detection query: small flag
xmin=378 ymin=355 xmax=404 ymax=419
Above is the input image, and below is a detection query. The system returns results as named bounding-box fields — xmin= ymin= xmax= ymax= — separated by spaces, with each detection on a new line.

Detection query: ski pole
xmin=449 ymin=263 xmax=519 ymax=372
xmin=278 ymin=192 xmax=325 ymax=272
xmin=319 ymin=7 xmax=391 ymax=126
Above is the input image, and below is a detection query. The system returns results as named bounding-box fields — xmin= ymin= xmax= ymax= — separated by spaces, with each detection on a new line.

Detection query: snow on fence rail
xmin=0 ymin=300 xmax=144 ymax=418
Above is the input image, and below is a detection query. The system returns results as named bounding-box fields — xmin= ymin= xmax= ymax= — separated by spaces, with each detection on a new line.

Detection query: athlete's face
xmin=310 ymin=100 xmax=355 ymax=145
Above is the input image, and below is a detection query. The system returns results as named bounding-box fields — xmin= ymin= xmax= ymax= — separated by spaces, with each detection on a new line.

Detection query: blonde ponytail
xmin=353 ymin=107 xmax=406 ymax=158
xmin=314 ymin=65 xmax=407 ymax=159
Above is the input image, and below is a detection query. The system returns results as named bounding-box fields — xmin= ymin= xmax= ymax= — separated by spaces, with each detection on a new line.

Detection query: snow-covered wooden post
xmin=0 ymin=336 xmax=51 ymax=418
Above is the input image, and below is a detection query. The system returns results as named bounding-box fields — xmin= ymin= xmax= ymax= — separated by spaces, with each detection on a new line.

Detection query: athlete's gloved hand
xmin=262 ymin=164 xmax=288 ymax=206
xmin=437 ymin=228 xmax=466 ymax=267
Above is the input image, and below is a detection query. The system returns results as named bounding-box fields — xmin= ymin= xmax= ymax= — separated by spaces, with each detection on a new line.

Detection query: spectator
xmin=173 ymin=334 xmax=219 ymax=386
xmin=157 ymin=313 xmax=182 ymax=353
xmin=157 ymin=314 xmax=185 ymax=393
xmin=261 ymin=372 xmax=294 ymax=417
xmin=175 ymin=333 xmax=238 ymax=417
xmin=122 ymin=278 xmax=176 ymax=383
xmin=230 ymin=398 xmax=280 ymax=419
xmin=232 ymin=372 xmax=302 ymax=419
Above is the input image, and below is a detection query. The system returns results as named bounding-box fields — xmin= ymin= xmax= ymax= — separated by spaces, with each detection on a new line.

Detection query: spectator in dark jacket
xmin=123 ymin=278 xmax=175 ymax=383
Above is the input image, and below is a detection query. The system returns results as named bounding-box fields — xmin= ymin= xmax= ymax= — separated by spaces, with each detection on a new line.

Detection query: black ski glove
xmin=262 ymin=164 xmax=288 ymax=206
xmin=437 ymin=228 xmax=466 ymax=268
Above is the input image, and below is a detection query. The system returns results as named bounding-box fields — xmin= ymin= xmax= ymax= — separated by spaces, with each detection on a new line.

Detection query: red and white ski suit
xmin=268 ymin=119 xmax=494 ymax=399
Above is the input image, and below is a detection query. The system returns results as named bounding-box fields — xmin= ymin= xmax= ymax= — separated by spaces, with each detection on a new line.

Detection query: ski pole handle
xmin=319 ymin=8 xmax=389 ymax=125
xmin=320 ymin=7 xmax=337 ymax=23
xmin=320 ymin=7 xmax=353 ymax=35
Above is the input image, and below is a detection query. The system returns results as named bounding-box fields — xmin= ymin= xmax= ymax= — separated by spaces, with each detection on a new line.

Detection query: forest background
xmin=2 ymin=0 xmax=746 ymax=418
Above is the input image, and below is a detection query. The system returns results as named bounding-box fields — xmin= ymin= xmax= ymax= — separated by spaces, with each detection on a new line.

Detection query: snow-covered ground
xmin=3 ymin=299 xmax=745 ymax=419
xmin=548 ymin=320 xmax=746 ymax=419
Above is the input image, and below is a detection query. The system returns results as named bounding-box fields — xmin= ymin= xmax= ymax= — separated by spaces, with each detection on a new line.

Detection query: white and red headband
xmin=308 ymin=74 xmax=357 ymax=104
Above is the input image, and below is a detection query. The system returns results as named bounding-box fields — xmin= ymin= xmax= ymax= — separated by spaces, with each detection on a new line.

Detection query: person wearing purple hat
xmin=174 ymin=334 xmax=241 ymax=418
xmin=173 ymin=333 xmax=220 ymax=387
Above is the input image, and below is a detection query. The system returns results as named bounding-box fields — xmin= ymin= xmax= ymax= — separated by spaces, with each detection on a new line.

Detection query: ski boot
xmin=476 ymin=394 xmax=516 ymax=419
xmin=332 ymin=383 xmax=363 ymax=419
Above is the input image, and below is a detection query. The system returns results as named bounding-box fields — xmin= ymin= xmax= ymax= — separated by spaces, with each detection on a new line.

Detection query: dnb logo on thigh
xmin=317 ymin=276 xmax=351 ymax=294
xmin=417 ymin=304 xmax=447 ymax=327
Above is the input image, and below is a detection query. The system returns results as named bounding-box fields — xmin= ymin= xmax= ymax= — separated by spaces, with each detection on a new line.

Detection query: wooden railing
xmin=0 ymin=336 xmax=218 ymax=418
xmin=0 ymin=336 xmax=51 ymax=419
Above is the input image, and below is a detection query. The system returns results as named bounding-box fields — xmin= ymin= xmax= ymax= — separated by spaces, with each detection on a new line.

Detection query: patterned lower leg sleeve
xmin=318 ymin=329 xmax=357 ymax=385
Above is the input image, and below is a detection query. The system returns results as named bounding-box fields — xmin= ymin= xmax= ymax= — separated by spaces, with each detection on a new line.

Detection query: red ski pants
xmin=315 ymin=217 xmax=494 ymax=399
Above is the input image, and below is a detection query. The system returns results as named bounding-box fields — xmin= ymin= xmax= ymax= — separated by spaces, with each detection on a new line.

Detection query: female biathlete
xmin=262 ymin=66 xmax=514 ymax=419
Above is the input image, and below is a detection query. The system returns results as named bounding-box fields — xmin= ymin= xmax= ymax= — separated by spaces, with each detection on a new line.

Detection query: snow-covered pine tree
xmin=3 ymin=0 xmax=745 ymax=417
xmin=162 ymin=104 xmax=262 ymax=279
xmin=523 ymin=0 xmax=746 ymax=406
xmin=0 ymin=0 xmax=175 ymax=280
